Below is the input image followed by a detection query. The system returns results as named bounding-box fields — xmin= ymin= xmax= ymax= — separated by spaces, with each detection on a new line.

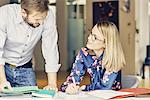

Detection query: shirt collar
xmin=16 ymin=5 xmax=24 ymax=24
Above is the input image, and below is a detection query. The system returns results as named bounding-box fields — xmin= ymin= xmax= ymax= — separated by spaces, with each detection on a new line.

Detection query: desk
xmin=0 ymin=92 xmax=100 ymax=100
xmin=0 ymin=91 xmax=149 ymax=100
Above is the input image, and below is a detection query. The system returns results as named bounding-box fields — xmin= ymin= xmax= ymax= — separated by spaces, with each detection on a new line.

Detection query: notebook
xmin=114 ymin=88 xmax=150 ymax=99
xmin=2 ymin=86 xmax=38 ymax=94
xmin=1 ymin=86 xmax=56 ymax=98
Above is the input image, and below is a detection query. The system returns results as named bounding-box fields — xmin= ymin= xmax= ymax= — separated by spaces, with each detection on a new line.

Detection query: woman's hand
xmin=66 ymin=83 xmax=80 ymax=94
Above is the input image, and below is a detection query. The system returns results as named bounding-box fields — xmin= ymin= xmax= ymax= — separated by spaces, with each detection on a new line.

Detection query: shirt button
xmin=27 ymin=35 xmax=29 ymax=37
xmin=25 ymin=44 xmax=27 ymax=46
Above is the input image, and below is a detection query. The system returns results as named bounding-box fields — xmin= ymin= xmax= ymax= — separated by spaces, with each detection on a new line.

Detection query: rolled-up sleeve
xmin=0 ymin=6 xmax=7 ymax=65
xmin=42 ymin=10 xmax=61 ymax=73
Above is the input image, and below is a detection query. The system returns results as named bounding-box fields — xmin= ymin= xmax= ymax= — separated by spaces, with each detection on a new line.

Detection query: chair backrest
xmin=121 ymin=75 xmax=140 ymax=89
xmin=145 ymin=45 xmax=150 ymax=65
xmin=146 ymin=45 xmax=150 ymax=58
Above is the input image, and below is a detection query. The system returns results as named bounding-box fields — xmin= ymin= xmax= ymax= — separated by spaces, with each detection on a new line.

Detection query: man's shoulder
xmin=0 ymin=4 xmax=20 ymax=11
xmin=46 ymin=8 xmax=55 ymax=19
xmin=0 ymin=4 xmax=20 ymax=22
xmin=44 ymin=8 xmax=56 ymax=25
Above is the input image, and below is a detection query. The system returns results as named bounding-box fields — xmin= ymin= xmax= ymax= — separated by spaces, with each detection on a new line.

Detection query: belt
xmin=5 ymin=60 xmax=32 ymax=68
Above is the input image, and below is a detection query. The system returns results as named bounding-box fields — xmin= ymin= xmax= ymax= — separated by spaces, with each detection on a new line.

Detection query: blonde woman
xmin=60 ymin=21 xmax=126 ymax=94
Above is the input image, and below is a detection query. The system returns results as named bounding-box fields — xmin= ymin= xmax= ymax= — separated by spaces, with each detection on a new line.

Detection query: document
xmin=86 ymin=90 xmax=133 ymax=99
xmin=32 ymin=89 xmax=55 ymax=98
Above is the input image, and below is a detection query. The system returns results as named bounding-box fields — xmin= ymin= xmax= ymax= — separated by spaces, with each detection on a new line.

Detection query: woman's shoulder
xmin=79 ymin=47 xmax=89 ymax=56
xmin=79 ymin=47 xmax=96 ymax=57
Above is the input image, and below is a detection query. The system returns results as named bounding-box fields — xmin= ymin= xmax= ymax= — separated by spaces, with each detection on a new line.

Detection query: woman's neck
xmin=93 ymin=48 xmax=104 ymax=58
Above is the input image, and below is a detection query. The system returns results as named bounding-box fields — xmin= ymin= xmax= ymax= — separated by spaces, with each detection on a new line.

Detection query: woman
xmin=60 ymin=21 xmax=126 ymax=94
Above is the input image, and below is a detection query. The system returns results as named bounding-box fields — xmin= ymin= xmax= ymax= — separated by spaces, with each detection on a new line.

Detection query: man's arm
xmin=42 ymin=10 xmax=60 ymax=90
xmin=43 ymin=72 xmax=57 ymax=91
xmin=0 ymin=65 xmax=7 ymax=84
xmin=0 ymin=6 xmax=7 ymax=84
xmin=47 ymin=72 xmax=57 ymax=86
xmin=43 ymin=72 xmax=57 ymax=90
xmin=0 ymin=5 xmax=12 ymax=91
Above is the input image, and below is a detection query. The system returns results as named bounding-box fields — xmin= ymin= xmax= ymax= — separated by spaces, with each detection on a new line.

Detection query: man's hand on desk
xmin=0 ymin=81 xmax=12 ymax=92
xmin=0 ymin=65 xmax=13 ymax=92
xmin=43 ymin=84 xmax=58 ymax=92
xmin=43 ymin=72 xmax=58 ymax=92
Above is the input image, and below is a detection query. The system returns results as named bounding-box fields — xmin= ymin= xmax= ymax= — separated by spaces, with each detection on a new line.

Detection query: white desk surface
xmin=0 ymin=91 xmax=150 ymax=100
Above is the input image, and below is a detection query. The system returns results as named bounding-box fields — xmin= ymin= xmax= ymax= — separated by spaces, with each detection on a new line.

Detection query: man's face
xmin=22 ymin=10 xmax=47 ymax=28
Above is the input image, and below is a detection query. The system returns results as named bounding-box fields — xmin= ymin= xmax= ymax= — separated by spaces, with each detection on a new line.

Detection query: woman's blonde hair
xmin=97 ymin=21 xmax=126 ymax=72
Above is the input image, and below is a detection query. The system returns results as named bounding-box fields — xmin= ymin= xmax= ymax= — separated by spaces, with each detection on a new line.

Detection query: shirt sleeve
xmin=42 ymin=10 xmax=60 ymax=73
xmin=0 ymin=6 xmax=7 ymax=65
xmin=85 ymin=71 xmax=118 ymax=91
xmin=100 ymin=71 xmax=118 ymax=89
xmin=60 ymin=50 xmax=86 ymax=92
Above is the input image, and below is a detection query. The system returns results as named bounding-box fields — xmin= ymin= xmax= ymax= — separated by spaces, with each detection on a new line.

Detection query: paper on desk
xmin=54 ymin=91 xmax=100 ymax=100
xmin=86 ymin=90 xmax=133 ymax=99
xmin=32 ymin=89 xmax=56 ymax=98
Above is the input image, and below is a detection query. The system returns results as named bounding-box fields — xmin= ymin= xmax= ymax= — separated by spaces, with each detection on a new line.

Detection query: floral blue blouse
xmin=60 ymin=47 xmax=121 ymax=92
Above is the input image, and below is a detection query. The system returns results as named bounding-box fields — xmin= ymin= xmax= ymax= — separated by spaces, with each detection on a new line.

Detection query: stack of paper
xmin=32 ymin=89 xmax=56 ymax=98
xmin=0 ymin=86 xmax=56 ymax=98
xmin=2 ymin=86 xmax=38 ymax=94
xmin=0 ymin=86 xmax=38 ymax=97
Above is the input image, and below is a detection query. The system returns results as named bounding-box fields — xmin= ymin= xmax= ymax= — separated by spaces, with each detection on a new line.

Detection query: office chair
xmin=122 ymin=75 xmax=139 ymax=89
xmin=142 ymin=45 xmax=150 ymax=79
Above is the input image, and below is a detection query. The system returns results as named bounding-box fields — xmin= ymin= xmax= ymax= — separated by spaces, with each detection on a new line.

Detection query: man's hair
xmin=21 ymin=0 xmax=49 ymax=14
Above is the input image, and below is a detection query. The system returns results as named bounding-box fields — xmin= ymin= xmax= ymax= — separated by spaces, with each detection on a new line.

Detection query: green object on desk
xmin=2 ymin=86 xmax=39 ymax=94
xmin=32 ymin=89 xmax=56 ymax=98
xmin=1 ymin=86 xmax=55 ymax=98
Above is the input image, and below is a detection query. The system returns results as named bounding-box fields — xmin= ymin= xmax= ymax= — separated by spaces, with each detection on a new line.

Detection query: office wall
xmin=119 ymin=0 xmax=150 ymax=75
xmin=56 ymin=0 xmax=68 ymax=71
xmin=135 ymin=0 xmax=150 ymax=75
xmin=119 ymin=0 xmax=136 ymax=75
xmin=0 ymin=0 xmax=10 ymax=6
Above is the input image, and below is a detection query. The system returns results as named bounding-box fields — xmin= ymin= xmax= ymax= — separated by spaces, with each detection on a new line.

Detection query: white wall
xmin=135 ymin=0 xmax=150 ymax=75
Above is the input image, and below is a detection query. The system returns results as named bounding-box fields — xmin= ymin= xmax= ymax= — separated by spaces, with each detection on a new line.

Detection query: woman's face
xmin=86 ymin=25 xmax=105 ymax=50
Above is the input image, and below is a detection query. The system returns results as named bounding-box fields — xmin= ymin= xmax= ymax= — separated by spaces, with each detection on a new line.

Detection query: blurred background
xmin=1 ymin=0 xmax=150 ymax=89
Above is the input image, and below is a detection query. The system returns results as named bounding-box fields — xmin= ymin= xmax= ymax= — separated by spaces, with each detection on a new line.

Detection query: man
xmin=0 ymin=0 xmax=60 ymax=91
